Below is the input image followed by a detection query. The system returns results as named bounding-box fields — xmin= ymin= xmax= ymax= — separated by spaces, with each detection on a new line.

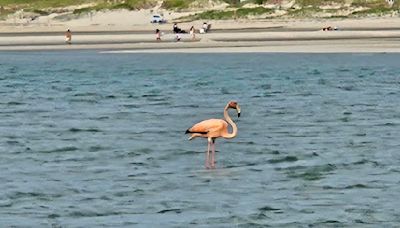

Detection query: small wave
xmin=295 ymin=92 xmax=313 ymax=97
xmin=55 ymin=68 xmax=87 ymax=74
xmin=318 ymin=78 xmax=327 ymax=85
xmin=0 ymin=201 xmax=13 ymax=208
xmin=279 ymin=164 xmax=336 ymax=181
xmin=51 ymin=86 xmax=73 ymax=92
xmin=89 ymin=116 xmax=109 ymax=120
xmin=337 ymin=68 xmax=351 ymax=72
xmin=257 ymin=84 xmax=272 ymax=90
xmin=194 ymin=81 xmax=211 ymax=86
xmin=354 ymin=219 xmax=368 ymax=224
xmin=141 ymin=94 xmax=160 ymax=98
xmin=48 ymin=214 xmax=60 ymax=219
xmin=68 ymin=128 xmax=101 ymax=133
xmin=171 ymin=104 xmax=199 ymax=108
xmin=268 ymin=156 xmax=298 ymax=164
xmin=41 ymin=146 xmax=78 ymax=153
xmin=88 ymin=145 xmax=106 ymax=152
xmin=59 ymin=156 xmax=96 ymax=162
xmin=6 ymin=140 xmax=20 ymax=145
xmin=308 ymin=69 xmax=321 ymax=75
xmin=323 ymin=184 xmax=368 ymax=190
xmin=319 ymin=220 xmax=341 ymax=224
xmin=339 ymin=117 xmax=350 ymax=122
xmin=6 ymin=191 xmax=62 ymax=200
xmin=258 ymin=206 xmax=281 ymax=212
xmin=376 ymin=122 xmax=398 ymax=127
xmin=337 ymin=85 xmax=356 ymax=91
xmin=7 ymin=101 xmax=25 ymax=106
xmin=68 ymin=98 xmax=98 ymax=104
xmin=344 ymin=184 xmax=368 ymax=189
xmin=157 ymin=208 xmax=182 ymax=214
xmin=221 ymin=87 xmax=234 ymax=95
xmin=352 ymin=159 xmax=379 ymax=166
xmin=7 ymin=66 xmax=18 ymax=74
xmin=68 ymin=210 xmax=122 ymax=218
xmin=123 ymin=104 xmax=140 ymax=108
xmin=236 ymin=141 xmax=255 ymax=145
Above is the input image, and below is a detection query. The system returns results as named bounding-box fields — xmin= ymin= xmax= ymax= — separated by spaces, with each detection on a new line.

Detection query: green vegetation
xmin=288 ymin=7 xmax=322 ymax=17
xmin=0 ymin=0 xmax=399 ymax=19
xmin=182 ymin=7 xmax=274 ymax=20
xmin=351 ymin=6 xmax=397 ymax=16
xmin=296 ymin=0 xmax=346 ymax=7
xmin=351 ymin=0 xmax=399 ymax=16
xmin=0 ymin=0 xmax=157 ymax=15
xmin=162 ymin=0 xmax=195 ymax=9
xmin=236 ymin=7 xmax=274 ymax=17
xmin=72 ymin=0 xmax=156 ymax=14
xmin=0 ymin=0 xmax=92 ymax=8
xmin=351 ymin=0 xmax=386 ymax=7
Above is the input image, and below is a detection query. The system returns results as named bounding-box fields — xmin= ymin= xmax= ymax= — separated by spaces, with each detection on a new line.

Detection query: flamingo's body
xmin=186 ymin=101 xmax=241 ymax=169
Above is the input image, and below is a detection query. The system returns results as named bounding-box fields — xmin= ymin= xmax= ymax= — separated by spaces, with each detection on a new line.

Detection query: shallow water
xmin=1 ymin=52 xmax=400 ymax=227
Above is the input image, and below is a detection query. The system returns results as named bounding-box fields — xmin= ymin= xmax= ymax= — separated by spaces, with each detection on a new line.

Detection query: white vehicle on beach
xmin=151 ymin=15 xmax=166 ymax=24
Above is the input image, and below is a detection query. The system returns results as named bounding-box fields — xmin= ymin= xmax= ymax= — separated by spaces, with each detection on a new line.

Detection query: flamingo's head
xmin=228 ymin=101 xmax=241 ymax=117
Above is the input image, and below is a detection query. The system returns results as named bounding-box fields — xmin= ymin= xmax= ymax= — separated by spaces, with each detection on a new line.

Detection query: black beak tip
xmin=238 ymin=112 xmax=241 ymax=118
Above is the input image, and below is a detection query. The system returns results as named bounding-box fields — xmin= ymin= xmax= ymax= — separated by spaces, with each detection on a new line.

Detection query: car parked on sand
xmin=151 ymin=15 xmax=166 ymax=24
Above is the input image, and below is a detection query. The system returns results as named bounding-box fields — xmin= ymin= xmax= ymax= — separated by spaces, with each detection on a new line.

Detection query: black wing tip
xmin=185 ymin=129 xmax=208 ymax=134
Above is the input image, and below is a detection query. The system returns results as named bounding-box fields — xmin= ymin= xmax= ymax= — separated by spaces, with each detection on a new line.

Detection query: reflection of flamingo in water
xmin=185 ymin=101 xmax=241 ymax=169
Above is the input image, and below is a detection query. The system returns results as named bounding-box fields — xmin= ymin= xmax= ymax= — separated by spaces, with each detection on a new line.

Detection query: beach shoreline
xmin=1 ymin=17 xmax=400 ymax=52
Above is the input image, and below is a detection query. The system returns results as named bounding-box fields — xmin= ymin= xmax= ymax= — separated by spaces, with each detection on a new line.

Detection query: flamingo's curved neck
xmin=223 ymin=105 xmax=237 ymax=139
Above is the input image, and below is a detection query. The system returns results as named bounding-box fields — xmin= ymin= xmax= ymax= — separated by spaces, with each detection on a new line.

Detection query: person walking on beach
xmin=189 ymin=26 xmax=196 ymax=40
xmin=65 ymin=29 xmax=72 ymax=44
xmin=155 ymin=29 xmax=161 ymax=41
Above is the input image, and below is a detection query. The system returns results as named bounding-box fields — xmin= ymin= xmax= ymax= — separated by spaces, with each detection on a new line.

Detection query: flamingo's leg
xmin=206 ymin=138 xmax=211 ymax=169
xmin=211 ymin=138 xmax=216 ymax=169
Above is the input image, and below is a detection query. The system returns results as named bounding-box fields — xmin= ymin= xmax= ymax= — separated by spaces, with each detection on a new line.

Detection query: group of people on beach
xmin=156 ymin=22 xmax=210 ymax=42
xmin=64 ymin=22 xmax=210 ymax=44
xmin=321 ymin=26 xmax=338 ymax=31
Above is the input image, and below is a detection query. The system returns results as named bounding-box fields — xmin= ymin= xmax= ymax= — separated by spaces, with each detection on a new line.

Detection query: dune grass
xmin=0 ymin=0 xmax=93 ymax=8
xmin=162 ymin=0 xmax=195 ymax=9
xmin=181 ymin=7 xmax=274 ymax=20
xmin=73 ymin=0 xmax=156 ymax=14
xmin=0 ymin=0 xmax=398 ymax=19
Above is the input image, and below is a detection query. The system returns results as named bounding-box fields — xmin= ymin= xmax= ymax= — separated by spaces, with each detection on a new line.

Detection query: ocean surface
xmin=1 ymin=52 xmax=400 ymax=227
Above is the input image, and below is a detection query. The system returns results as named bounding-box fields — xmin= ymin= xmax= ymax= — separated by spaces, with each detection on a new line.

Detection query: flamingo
xmin=185 ymin=101 xmax=241 ymax=169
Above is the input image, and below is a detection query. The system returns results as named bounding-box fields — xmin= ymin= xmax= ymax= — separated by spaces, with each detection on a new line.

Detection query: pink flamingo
xmin=186 ymin=101 xmax=241 ymax=169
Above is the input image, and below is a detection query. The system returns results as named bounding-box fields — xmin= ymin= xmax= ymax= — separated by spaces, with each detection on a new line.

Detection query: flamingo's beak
xmin=237 ymin=105 xmax=241 ymax=118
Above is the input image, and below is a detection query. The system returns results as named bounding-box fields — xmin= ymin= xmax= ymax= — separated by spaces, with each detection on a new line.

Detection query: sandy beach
xmin=1 ymin=10 xmax=400 ymax=52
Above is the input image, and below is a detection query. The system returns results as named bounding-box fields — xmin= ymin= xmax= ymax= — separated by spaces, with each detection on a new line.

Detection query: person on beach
xmin=173 ymin=23 xmax=186 ymax=33
xmin=173 ymin=23 xmax=179 ymax=33
xmin=189 ymin=26 xmax=195 ymax=40
xmin=175 ymin=33 xmax=181 ymax=42
xmin=65 ymin=29 xmax=72 ymax=44
xmin=200 ymin=22 xmax=208 ymax=34
xmin=155 ymin=29 xmax=161 ymax=41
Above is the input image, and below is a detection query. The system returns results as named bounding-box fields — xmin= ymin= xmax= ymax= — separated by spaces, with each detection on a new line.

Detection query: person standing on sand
xmin=65 ymin=29 xmax=72 ymax=44
xmin=155 ymin=29 xmax=161 ymax=41
xmin=201 ymin=22 xmax=208 ymax=33
xmin=189 ymin=26 xmax=195 ymax=40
